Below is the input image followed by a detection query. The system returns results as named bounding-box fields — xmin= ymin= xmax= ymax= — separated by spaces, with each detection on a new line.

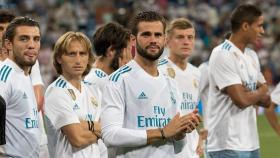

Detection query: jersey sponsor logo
xmin=138 ymin=91 xmax=148 ymax=99
xmin=25 ymin=108 xmax=39 ymax=128
xmin=73 ymin=103 xmax=80 ymax=110
xmin=137 ymin=106 xmax=171 ymax=128
xmin=0 ymin=65 xmax=12 ymax=83
xmin=23 ymin=92 xmax=28 ymax=99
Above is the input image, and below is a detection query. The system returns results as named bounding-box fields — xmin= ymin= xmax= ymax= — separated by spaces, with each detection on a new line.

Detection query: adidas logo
xmin=73 ymin=103 xmax=80 ymax=110
xmin=138 ymin=92 xmax=148 ymax=99
xmin=23 ymin=92 xmax=28 ymax=99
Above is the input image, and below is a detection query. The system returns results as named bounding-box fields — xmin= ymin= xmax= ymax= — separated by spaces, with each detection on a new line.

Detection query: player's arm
xmin=265 ymin=102 xmax=280 ymax=137
xmin=147 ymin=110 xmax=201 ymax=144
xmin=224 ymin=82 xmax=269 ymax=109
xmin=45 ymin=88 xmax=99 ymax=148
xmin=61 ymin=121 xmax=99 ymax=148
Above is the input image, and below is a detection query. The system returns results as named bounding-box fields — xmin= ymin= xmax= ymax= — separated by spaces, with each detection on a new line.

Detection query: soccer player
xmin=0 ymin=16 xmax=41 ymax=157
xmin=265 ymin=83 xmax=280 ymax=137
xmin=85 ymin=22 xmax=132 ymax=91
xmin=158 ymin=18 xmax=206 ymax=158
xmin=44 ymin=31 xmax=102 ymax=158
xmin=0 ymin=10 xmax=48 ymax=157
xmin=206 ymin=4 xmax=271 ymax=158
xmin=84 ymin=22 xmax=132 ymax=158
xmin=100 ymin=11 xmax=201 ymax=158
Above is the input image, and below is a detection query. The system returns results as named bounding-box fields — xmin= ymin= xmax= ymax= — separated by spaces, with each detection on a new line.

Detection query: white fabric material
xmin=85 ymin=68 xmax=108 ymax=92
xmin=271 ymin=83 xmax=280 ymax=105
xmin=85 ymin=67 xmax=110 ymax=158
xmin=101 ymin=60 xmax=184 ymax=158
xmin=198 ymin=62 xmax=209 ymax=125
xmin=30 ymin=60 xmax=44 ymax=86
xmin=44 ymin=76 xmax=101 ymax=158
xmin=0 ymin=59 xmax=40 ymax=157
xmin=158 ymin=57 xmax=201 ymax=158
xmin=206 ymin=40 xmax=264 ymax=152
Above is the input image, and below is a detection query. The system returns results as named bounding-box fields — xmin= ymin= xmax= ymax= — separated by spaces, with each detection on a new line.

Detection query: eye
xmin=19 ymin=36 xmax=29 ymax=42
xmin=34 ymin=36 xmax=40 ymax=42
xmin=155 ymin=33 xmax=163 ymax=38
xmin=79 ymin=52 xmax=88 ymax=56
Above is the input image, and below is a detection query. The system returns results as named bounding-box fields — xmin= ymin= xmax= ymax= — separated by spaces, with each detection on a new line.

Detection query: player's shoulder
xmin=0 ymin=61 xmax=15 ymax=83
xmin=157 ymin=58 xmax=169 ymax=67
xmin=50 ymin=77 xmax=68 ymax=89
xmin=109 ymin=62 xmax=133 ymax=83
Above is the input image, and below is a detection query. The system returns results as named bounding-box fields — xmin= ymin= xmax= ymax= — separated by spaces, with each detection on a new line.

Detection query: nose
xmin=75 ymin=54 xmax=82 ymax=64
xmin=27 ymin=40 xmax=36 ymax=49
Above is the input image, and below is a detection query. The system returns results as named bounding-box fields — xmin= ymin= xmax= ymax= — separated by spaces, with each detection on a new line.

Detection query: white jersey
xmin=84 ymin=68 xmax=109 ymax=158
xmin=44 ymin=76 xmax=102 ymax=158
xmin=198 ymin=62 xmax=210 ymax=126
xmin=30 ymin=60 xmax=44 ymax=86
xmin=271 ymin=83 xmax=280 ymax=105
xmin=85 ymin=68 xmax=108 ymax=92
xmin=207 ymin=40 xmax=265 ymax=152
xmin=158 ymin=57 xmax=201 ymax=158
xmin=101 ymin=60 xmax=184 ymax=158
xmin=0 ymin=59 xmax=40 ymax=157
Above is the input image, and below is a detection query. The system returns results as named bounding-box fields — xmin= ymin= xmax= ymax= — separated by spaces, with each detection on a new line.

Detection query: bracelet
xmin=159 ymin=128 xmax=166 ymax=141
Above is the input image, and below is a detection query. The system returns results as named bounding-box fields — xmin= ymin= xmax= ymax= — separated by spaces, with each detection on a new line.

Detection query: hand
xmin=180 ymin=109 xmax=201 ymax=133
xmin=93 ymin=121 xmax=101 ymax=138
xmin=257 ymin=93 xmax=271 ymax=108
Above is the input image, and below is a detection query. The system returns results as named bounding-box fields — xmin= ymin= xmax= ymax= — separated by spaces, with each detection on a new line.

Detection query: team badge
xmin=167 ymin=67 xmax=176 ymax=78
xmin=68 ymin=89 xmax=76 ymax=100
xmin=91 ymin=96 xmax=98 ymax=107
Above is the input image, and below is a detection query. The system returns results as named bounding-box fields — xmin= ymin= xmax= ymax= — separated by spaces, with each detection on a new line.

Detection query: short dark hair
xmin=230 ymin=4 xmax=262 ymax=33
xmin=129 ymin=11 xmax=166 ymax=36
xmin=0 ymin=9 xmax=15 ymax=23
xmin=4 ymin=17 xmax=40 ymax=42
xmin=92 ymin=22 xmax=130 ymax=57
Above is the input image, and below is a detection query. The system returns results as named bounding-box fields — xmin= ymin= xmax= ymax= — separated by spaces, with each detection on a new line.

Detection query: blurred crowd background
xmin=1 ymin=0 xmax=280 ymax=89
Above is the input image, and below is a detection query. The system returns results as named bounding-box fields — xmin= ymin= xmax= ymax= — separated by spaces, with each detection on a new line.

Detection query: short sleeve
xmin=210 ymin=51 xmax=242 ymax=90
xmin=30 ymin=60 xmax=44 ymax=86
xmin=44 ymin=87 xmax=80 ymax=130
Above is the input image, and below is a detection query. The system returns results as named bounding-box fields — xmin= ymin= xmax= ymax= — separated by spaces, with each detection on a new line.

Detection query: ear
xmin=241 ymin=22 xmax=250 ymax=31
xmin=106 ymin=46 xmax=116 ymax=57
xmin=4 ymin=39 xmax=12 ymax=51
xmin=130 ymin=35 xmax=136 ymax=47
xmin=56 ymin=56 xmax=62 ymax=64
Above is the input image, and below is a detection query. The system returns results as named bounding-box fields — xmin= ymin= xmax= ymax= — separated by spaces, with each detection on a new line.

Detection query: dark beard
xmin=14 ymin=53 xmax=36 ymax=70
xmin=136 ymin=42 xmax=164 ymax=61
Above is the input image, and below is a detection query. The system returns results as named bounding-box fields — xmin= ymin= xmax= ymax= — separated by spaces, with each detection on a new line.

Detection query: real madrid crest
xmin=90 ymin=96 xmax=98 ymax=107
xmin=167 ymin=67 xmax=176 ymax=78
xmin=68 ymin=89 xmax=76 ymax=100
